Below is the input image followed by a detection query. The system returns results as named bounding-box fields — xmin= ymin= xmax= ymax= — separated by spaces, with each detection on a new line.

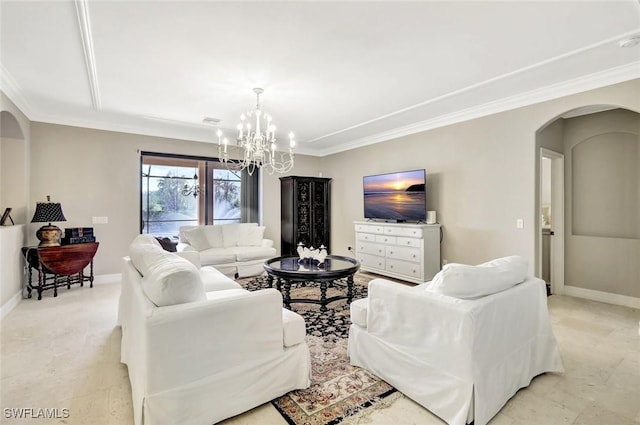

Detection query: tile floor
xmin=1 ymin=281 xmax=639 ymax=425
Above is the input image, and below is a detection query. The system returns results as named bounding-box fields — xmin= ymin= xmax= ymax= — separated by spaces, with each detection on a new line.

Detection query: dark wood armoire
xmin=280 ymin=176 xmax=331 ymax=256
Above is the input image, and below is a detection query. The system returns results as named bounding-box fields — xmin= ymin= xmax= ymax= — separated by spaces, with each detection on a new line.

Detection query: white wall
xmin=29 ymin=122 xmax=321 ymax=274
xmin=0 ymin=93 xmax=30 ymax=225
xmin=0 ymin=92 xmax=31 ymax=315
xmin=563 ymin=108 xmax=639 ymax=298
xmin=13 ymin=78 xmax=640 ymax=298
xmin=322 ymin=79 xmax=640 ymax=283
xmin=0 ymin=225 xmax=25 ymax=312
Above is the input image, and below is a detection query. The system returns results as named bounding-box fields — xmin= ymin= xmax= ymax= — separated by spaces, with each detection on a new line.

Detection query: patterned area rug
xmin=237 ymin=272 xmax=399 ymax=425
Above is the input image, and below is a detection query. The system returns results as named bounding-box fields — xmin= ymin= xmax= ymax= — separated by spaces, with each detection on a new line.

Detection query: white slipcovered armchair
xmin=348 ymin=256 xmax=563 ymax=425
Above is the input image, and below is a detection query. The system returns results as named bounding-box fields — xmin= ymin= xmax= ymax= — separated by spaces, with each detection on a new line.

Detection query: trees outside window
xmin=141 ymin=154 xmax=253 ymax=237
xmin=213 ymin=169 xmax=241 ymax=225
xmin=141 ymin=164 xmax=198 ymax=237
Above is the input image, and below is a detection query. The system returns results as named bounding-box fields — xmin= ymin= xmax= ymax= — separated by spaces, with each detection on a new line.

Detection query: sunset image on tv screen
xmin=363 ymin=170 xmax=426 ymax=220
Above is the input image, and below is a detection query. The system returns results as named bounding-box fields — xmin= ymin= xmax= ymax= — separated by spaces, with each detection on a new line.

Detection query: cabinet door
xmin=310 ymin=179 xmax=330 ymax=251
xmin=294 ymin=180 xmax=312 ymax=250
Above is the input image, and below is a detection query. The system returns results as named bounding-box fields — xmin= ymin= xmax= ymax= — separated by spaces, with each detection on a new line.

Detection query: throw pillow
xmin=178 ymin=225 xmax=198 ymax=243
xmin=129 ymin=234 xmax=165 ymax=276
xmin=141 ymin=253 xmax=206 ymax=307
xmin=155 ymin=237 xmax=177 ymax=252
xmin=429 ymin=255 xmax=528 ymax=299
xmin=183 ymin=227 xmax=211 ymax=251
xmin=237 ymin=226 xmax=265 ymax=246
xmin=221 ymin=223 xmax=258 ymax=247
xmin=203 ymin=225 xmax=224 ymax=248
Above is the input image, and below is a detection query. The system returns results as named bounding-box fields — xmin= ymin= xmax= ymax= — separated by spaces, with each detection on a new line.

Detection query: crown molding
xmin=0 ymin=64 xmax=34 ymax=118
xmin=74 ymin=0 xmax=102 ymax=110
xmin=316 ymin=61 xmax=640 ymax=157
xmin=2 ymin=56 xmax=638 ymax=158
xmin=308 ymin=28 xmax=640 ymax=146
xmin=29 ymin=110 xmax=319 ymax=155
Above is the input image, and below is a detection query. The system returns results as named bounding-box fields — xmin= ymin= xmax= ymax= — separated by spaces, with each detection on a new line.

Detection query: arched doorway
xmin=0 ymin=110 xmax=27 ymax=224
xmin=535 ymin=106 xmax=640 ymax=307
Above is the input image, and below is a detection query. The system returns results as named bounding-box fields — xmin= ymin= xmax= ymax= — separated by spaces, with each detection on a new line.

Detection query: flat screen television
xmin=363 ymin=169 xmax=426 ymax=222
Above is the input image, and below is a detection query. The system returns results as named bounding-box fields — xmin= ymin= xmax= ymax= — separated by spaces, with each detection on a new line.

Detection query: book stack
xmin=62 ymin=227 xmax=96 ymax=245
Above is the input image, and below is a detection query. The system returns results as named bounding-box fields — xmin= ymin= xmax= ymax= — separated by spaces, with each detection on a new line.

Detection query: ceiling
xmin=1 ymin=1 xmax=639 ymax=156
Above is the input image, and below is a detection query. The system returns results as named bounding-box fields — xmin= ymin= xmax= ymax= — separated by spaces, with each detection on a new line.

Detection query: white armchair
xmin=348 ymin=257 xmax=563 ymax=425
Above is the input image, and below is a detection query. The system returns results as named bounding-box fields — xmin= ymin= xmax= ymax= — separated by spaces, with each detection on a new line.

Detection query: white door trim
xmin=539 ymin=148 xmax=565 ymax=295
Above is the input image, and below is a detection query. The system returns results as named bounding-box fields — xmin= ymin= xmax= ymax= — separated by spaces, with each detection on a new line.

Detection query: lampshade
xmin=31 ymin=196 xmax=66 ymax=247
xmin=31 ymin=202 xmax=67 ymax=223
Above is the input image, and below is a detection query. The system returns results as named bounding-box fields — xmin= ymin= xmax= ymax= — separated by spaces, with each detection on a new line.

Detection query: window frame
xmin=139 ymin=151 xmax=258 ymax=236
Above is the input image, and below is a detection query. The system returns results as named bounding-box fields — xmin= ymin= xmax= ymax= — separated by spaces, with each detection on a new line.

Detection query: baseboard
xmin=0 ymin=290 xmax=23 ymax=320
xmin=563 ymin=285 xmax=640 ymax=309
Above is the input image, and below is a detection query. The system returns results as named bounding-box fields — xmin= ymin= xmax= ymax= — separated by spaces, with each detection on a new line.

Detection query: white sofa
xmin=348 ymin=256 xmax=564 ymax=425
xmin=177 ymin=223 xmax=277 ymax=278
xmin=118 ymin=235 xmax=311 ymax=425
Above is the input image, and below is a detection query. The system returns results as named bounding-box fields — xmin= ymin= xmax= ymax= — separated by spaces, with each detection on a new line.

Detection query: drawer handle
xmin=412 ymin=254 xmax=417 ymax=259
xmin=389 ymin=265 xmax=393 ymax=269
xmin=389 ymin=251 xmax=393 ymax=255
xmin=384 ymin=238 xmax=388 ymax=242
xmin=407 ymin=241 xmax=411 ymax=245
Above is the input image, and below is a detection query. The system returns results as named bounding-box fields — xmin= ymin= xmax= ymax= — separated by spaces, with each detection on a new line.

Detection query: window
xmin=212 ymin=168 xmax=241 ymax=225
xmin=140 ymin=153 xmax=259 ymax=237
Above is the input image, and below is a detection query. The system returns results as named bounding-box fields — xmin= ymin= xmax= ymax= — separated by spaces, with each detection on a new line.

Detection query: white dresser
xmin=354 ymin=221 xmax=441 ymax=284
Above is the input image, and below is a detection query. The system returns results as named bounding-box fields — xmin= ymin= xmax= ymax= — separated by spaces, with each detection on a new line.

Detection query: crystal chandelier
xmin=217 ymin=88 xmax=295 ymax=176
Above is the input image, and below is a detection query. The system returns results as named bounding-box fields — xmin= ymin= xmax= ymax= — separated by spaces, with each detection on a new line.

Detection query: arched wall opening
xmin=535 ymin=105 xmax=639 ymax=306
xmin=0 ymin=110 xmax=28 ymax=224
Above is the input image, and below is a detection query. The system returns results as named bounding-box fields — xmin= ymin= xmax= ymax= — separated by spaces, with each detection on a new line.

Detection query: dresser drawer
xmin=357 ymin=241 xmax=385 ymax=256
xmin=375 ymin=235 xmax=397 ymax=245
xmin=384 ymin=226 xmax=424 ymax=238
xmin=397 ymin=237 xmax=422 ymax=248
xmin=358 ymin=253 xmax=385 ymax=270
xmin=386 ymin=258 xmax=423 ymax=279
xmin=385 ymin=245 xmax=421 ymax=262
xmin=356 ymin=232 xmax=377 ymax=242
xmin=355 ymin=224 xmax=384 ymax=234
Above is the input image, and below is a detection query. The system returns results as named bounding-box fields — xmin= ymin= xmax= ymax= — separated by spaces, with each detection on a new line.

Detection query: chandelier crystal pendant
xmin=217 ymin=88 xmax=295 ymax=176
xmin=181 ymin=173 xmax=200 ymax=198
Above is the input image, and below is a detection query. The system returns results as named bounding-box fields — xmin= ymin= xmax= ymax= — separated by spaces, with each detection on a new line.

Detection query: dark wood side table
xmin=22 ymin=242 xmax=99 ymax=300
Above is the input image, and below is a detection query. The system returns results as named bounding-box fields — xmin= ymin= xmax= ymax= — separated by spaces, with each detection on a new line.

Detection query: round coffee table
xmin=264 ymin=255 xmax=360 ymax=311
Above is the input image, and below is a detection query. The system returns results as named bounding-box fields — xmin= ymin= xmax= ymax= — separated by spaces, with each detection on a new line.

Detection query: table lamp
xmin=31 ymin=196 xmax=67 ymax=247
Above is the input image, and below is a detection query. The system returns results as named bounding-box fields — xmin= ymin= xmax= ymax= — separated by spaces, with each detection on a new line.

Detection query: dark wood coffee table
xmin=264 ymin=255 xmax=360 ymax=311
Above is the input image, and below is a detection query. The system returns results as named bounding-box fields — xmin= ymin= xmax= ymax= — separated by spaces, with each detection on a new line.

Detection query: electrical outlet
xmin=92 ymin=216 xmax=108 ymax=224
xmin=516 ymin=219 xmax=524 ymax=229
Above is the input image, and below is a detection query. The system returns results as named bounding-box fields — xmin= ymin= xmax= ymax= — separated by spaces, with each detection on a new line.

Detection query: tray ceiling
xmin=1 ymin=1 xmax=639 ymax=156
